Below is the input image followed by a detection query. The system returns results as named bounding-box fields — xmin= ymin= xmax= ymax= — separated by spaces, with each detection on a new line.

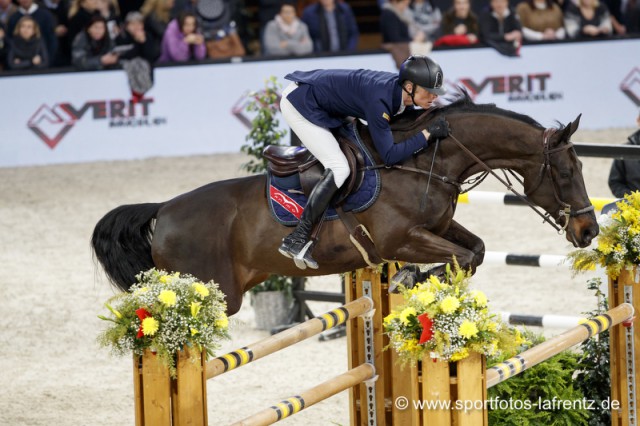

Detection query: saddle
xmin=263 ymin=128 xmax=366 ymax=206
xmin=263 ymin=126 xmax=383 ymax=267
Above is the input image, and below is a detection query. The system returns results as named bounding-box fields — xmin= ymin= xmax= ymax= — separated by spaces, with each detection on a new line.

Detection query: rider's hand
xmin=425 ymin=117 xmax=450 ymax=142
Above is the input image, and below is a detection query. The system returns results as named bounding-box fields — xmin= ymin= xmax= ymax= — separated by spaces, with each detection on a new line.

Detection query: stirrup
xmin=294 ymin=241 xmax=318 ymax=270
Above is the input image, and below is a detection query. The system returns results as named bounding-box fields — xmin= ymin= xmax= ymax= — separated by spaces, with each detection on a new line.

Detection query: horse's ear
xmin=554 ymin=114 xmax=581 ymax=144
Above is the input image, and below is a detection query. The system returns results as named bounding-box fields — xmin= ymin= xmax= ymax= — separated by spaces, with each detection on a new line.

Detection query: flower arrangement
xmin=97 ymin=268 xmax=229 ymax=376
xmin=568 ymin=191 xmax=640 ymax=279
xmin=384 ymin=263 xmax=520 ymax=364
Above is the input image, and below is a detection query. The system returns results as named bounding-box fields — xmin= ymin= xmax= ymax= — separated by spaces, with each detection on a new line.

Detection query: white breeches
xmin=280 ymin=82 xmax=350 ymax=188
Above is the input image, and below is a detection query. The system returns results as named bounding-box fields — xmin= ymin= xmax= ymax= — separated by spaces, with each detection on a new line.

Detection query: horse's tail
xmin=91 ymin=203 xmax=162 ymax=292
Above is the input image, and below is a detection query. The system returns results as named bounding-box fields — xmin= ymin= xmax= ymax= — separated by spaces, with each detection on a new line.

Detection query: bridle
xmin=447 ymin=127 xmax=594 ymax=234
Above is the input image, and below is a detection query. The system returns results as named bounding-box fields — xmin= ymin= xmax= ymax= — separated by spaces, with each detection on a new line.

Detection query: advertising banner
xmin=0 ymin=39 xmax=638 ymax=168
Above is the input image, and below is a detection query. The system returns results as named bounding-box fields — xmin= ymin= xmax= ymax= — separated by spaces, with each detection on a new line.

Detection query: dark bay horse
xmin=92 ymin=95 xmax=599 ymax=315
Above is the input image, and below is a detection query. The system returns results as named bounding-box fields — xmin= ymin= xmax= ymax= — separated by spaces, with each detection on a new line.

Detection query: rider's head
xmin=399 ymin=55 xmax=446 ymax=105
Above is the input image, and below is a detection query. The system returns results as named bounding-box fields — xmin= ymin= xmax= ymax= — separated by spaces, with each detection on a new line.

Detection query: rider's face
xmin=411 ymin=85 xmax=439 ymax=109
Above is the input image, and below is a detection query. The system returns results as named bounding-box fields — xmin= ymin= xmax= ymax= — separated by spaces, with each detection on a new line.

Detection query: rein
xmin=362 ymin=127 xmax=594 ymax=234
xmin=447 ymin=128 xmax=594 ymax=233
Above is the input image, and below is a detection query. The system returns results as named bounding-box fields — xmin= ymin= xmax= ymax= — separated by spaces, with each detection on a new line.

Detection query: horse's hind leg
xmin=390 ymin=220 xmax=485 ymax=290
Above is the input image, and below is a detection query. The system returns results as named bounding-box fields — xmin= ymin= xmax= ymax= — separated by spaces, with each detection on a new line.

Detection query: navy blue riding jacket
xmin=284 ymin=69 xmax=428 ymax=166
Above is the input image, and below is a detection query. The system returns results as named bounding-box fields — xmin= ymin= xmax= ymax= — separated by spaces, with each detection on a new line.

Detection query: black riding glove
xmin=426 ymin=118 xmax=451 ymax=142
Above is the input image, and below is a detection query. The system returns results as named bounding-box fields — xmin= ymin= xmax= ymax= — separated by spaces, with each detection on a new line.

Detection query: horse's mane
xmin=390 ymin=90 xmax=547 ymax=131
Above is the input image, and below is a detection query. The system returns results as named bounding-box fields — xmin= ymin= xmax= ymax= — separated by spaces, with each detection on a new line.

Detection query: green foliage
xmin=488 ymin=331 xmax=590 ymax=426
xmin=240 ymin=76 xmax=288 ymax=174
xmin=574 ymin=277 xmax=611 ymax=426
xmin=241 ymin=76 xmax=293 ymax=295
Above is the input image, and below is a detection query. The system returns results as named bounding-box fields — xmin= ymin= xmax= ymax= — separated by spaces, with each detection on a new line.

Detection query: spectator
xmin=564 ymin=0 xmax=613 ymax=37
xmin=0 ymin=22 xmax=7 ymax=69
xmin=259 ymin=0 xmax=287 ymax=36
xmin=479 ymin=0 xmax=523 ymax=56
xmin=71 ymin=14 xmax=117 ymax=69
xmin=115 ymin=11 xmax=159 ymax=61
xmin=263 ymin=2 xmax=313 ymax=56
xmin=158 ymin=11 xmax=205 ymax=62
xmin=141 ymin=0 xmax=174 ymax=45
xmin=41 ymin=0 xmax=71 ymax=66
xmin=380 ymin=0 xmax=432 ymax=67
xmin=608 ymin=111 xmax=640 ymax=198
xmin=435 ymin=0 xmax=479 ymax=45
xmin=7 ymin=0 xmax=57 ymax=65
xmin=301 ymin=0 xmax=359 ymax=53
xmin=68 ymin=0 xmax=99 ymax=46
xmin=0 ymin=0 xmax=17 ymax=28
xmin=96 ymin=0 xmax=121 ymax=39
xmin=410 ymin=0 xmax=443 ymax=42
xmin=516 ymin=0 xmax=566 ymax=40
xmin=8 ymin=15 xmax=48 ymax=70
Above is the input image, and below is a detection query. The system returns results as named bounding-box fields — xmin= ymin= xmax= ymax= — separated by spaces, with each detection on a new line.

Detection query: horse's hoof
xmin=389 ymin=267 xmax=420 ymax=293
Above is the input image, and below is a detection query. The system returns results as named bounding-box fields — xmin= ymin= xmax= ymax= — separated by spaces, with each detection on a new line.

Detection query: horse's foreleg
xmin=390 ymin=223 xmax=484 ymax=289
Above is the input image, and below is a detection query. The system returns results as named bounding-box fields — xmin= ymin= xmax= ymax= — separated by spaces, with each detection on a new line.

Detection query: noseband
xmin=449 ymin=128 xmax=594 ymax=234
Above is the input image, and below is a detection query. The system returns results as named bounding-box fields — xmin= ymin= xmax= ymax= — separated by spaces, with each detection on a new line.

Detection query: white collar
xmin=19 ymin=3 xmax=39 ymax=14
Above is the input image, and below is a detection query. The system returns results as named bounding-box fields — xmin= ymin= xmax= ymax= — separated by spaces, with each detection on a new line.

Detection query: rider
xmin=278 ymin=55 xmax=451 ymax=269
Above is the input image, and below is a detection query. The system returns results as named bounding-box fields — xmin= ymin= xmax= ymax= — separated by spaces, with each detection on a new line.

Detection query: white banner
xmin=0 ymin=39 xmax=638 ymax=168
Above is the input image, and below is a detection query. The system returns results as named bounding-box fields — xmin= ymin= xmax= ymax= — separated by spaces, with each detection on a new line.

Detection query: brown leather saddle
xmin=263 ymin=127 xmax=383 ymax=267
xmin=263 ymin=129 xmax=366 ymax=206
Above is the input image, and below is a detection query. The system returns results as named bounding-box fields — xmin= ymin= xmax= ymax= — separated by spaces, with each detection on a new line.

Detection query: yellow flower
xmin=141 ymin=317 xmax=159 ymax=336
xmin=159 ymin=275 xmax=172 ymax=284
xmin=190 ymin=327 xmax=199 ymax=336
xmin=598 ymin=238 xmax=614 ymax=255
xmin=416 ymin=290 xmax=435 ymax=306
xmin=459 ymin=320 xmax=479 ymax=339
xmin=133 ymin=286 xmax=149 ymax=296
xmin=191 ymin=302 xmax=201 ymax=317
xmin=400 ymin=338 xmax=420 ymax=354
xmin=429 ymin=275 xmax=447 ymax=290
xmin=514 ymin=329 xmax=528 ymax=346
xmin=192 ymin=283 xmax=210 ymax=298
xmin=440 ymin=296 xmax=460 ymax=314
xmin=486 ymin=321 xmax=498 ymax=333
xmin=383 ymin=312 xmax=399 ymax=327
xmin=215 ymin=313 xmax=229 ymax=329
xmin=450 ymin=348 xmax=469 ymax=361
xmin=158 ymin=290 xmax=177 ymax=306
xmin=471 ymin=290 xmax=488 ymax=307
xmin=399 ymin=307 xmax=417 ymax=325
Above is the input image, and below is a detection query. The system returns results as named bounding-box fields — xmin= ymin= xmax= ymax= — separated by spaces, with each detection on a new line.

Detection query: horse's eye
xmin=560 ymin=170 xmax=571 ymax=179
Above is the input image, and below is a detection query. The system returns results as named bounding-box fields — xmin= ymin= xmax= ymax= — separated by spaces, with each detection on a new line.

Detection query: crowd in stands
xmin=0 ymin=0 xmax=638 ymax=72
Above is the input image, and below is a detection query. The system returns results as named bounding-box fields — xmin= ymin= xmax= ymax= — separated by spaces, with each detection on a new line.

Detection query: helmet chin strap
xmin=402 ymin=83 xmax=417 ymax=105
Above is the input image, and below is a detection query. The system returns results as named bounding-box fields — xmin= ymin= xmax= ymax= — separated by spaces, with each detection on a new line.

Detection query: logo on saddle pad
xmin=269 ymin=186 xmax=304 ymax=219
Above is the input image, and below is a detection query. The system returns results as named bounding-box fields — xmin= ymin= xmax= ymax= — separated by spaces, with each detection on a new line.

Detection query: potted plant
xmin=241 ymin=76 xmax=295 ymax=331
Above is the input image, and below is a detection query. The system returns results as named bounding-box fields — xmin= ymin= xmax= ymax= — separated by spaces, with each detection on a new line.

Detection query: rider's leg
xmin=278 ymin=83 xmax=349 ymax=269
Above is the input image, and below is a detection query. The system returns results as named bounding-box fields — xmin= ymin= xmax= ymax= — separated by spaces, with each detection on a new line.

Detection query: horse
xmin=92 ymin=94 xmax=599 ymax=315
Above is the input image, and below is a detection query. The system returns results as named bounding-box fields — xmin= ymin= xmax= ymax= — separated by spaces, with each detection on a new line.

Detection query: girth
xmin=263 ymin=129 xmax=366 ymax=206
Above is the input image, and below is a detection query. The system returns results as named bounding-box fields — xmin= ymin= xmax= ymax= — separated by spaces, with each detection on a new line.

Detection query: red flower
xmin=135 ymin=308 xmax=152 ymax=338
xmin=417 ymin=313 xmax=434 ymax=344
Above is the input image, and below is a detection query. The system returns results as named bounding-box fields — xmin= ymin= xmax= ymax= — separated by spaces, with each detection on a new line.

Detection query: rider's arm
xmin=368 ymin=112 xmax=428 ymax=166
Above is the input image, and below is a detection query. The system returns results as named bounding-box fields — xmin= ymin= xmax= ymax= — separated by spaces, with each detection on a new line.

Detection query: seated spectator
xmin=68 ymin=0 xmax=100 ymax=48
xmin=380 ymin=0 xmax=432 ymax=64
xmin=96 ymin=0 xmax=121 ymax=39
xmin=141 ymin=0 xmax=174 ymax=46
xmin=0 ymin=0 xmax=18 ymax=28
xmin=410 ymin=0 xmax=443 ymax=42
xmin=41 ymin=0 xmax=71 ymax=67
xmin=608 ymin=111 xmax=640 ymax=198
xmin=71 ymin=14 xmax=118 ymax=69
xmin=7 ymin=15 xmax=49 ymax=70
xmin=193 ymin=0 xmax=246 ymax=59
xmin=564 ymin=0 xmax=613 ymax=38
xmin=479 ymin=0 xmax=522 ymax=56
xmin=301 ymin=0 xmax=359 ymax=53
xmin=516 ymin=0 xmax=566 ymax=40
xmin=435 ymin=0 xmax=479 ymax=46
xmin=259 ymin=0 xmax=287 ymax=38
xmin=158 ymin=11 xmax=205 ymax=62
xmin=115 ymin=11 xmax=159 ymax=62
xmin=8 ymin=0 xmax=57 ymax=66
xmin=0 ymin=22 xmax=7 ymax=69
xmin=263 ymin=2 xmax=313 ymax=56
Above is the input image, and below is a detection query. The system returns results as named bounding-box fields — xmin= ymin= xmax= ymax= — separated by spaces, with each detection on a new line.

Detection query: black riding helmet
xmin=399 ymin=55 xmax=446 ymax=98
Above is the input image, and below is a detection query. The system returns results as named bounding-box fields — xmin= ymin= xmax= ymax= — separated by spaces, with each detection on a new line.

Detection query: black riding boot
xmin=279 ymin=169 xmax=340 ymax=269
